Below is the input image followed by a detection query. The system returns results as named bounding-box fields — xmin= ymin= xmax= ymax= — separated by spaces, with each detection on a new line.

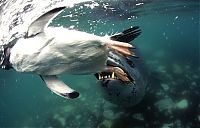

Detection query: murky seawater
xmin=0 ymin=0 xmax=199 ymax=127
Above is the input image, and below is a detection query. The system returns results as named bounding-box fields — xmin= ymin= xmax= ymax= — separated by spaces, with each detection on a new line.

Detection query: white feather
xmin=10 ymin=27 xmax=109 ymax=75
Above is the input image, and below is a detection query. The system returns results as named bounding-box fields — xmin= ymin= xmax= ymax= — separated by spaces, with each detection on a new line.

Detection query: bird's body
xmin=2 ymin=7 xmax=135 ymax=99
xmin=10 ymin=27 xmax=109 ymax=75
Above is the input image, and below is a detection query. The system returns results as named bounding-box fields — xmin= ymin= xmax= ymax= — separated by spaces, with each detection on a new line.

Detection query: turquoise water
xmin=0 ymin=0 xmax=199 ymax=127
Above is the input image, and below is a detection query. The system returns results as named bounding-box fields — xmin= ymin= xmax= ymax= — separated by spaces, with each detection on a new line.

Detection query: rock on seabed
xmin=176 ymin=99 xmax=188 ymax=109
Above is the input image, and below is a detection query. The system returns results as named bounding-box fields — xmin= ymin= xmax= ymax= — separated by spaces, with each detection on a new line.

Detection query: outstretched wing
xmin=26 ymin=7 xmax=65 ymax=37
xmin=40 ymin=75 xmax=79 ymax=99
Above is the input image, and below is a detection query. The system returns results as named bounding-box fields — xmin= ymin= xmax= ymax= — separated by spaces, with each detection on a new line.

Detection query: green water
xmin=0 ymin=1 xmax=199 ymax=127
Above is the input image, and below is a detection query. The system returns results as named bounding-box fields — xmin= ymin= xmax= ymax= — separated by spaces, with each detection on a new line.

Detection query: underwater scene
xmin=0 ymin=0 xmax=199 ymax=127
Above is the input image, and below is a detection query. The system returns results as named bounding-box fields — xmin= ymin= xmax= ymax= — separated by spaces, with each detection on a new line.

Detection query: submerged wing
xmin=110 ymin=26 xmax=141 ymax=43
xmin=40 ymin=75 xmax=79 ymax=99
xmin=26 ymin=7 xmax=65 ymax=37
xmin=109 ymin=26 xmax=141 ymax=58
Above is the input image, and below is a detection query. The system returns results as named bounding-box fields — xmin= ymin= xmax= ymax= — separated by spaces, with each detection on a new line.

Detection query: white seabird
xmin=6 ymin=7 xmax=134 ymax=99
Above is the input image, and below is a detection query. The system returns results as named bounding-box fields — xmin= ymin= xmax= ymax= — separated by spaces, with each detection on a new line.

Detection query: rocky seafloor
xmin=29 ymin=58 xmax=199 ymax=128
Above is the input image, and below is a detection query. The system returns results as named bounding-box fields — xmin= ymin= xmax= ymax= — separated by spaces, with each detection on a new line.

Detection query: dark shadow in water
xmin=109 ymin=69 xmax=200 ymax=128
